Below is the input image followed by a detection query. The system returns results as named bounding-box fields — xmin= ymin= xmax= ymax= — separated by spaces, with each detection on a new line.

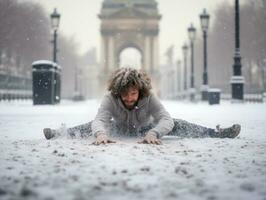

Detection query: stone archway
xmin=98 ymin=0 xmax=161 ymax=90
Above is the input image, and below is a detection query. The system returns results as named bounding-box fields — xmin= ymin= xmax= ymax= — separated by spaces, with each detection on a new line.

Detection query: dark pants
xmin=66 ymin=119 xmax=217 ymax=138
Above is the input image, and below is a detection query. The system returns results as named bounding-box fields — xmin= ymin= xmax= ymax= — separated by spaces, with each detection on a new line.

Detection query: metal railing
xmin=0 ymin=73 xmax=32 ymax=101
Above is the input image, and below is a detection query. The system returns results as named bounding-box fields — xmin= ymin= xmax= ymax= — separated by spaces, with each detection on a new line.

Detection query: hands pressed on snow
xmin=92 ymin=133 xmax=116 ymax=145
xmin=138 ymin=133 xmax=162 ymax=145
xmin=92 ymin=133 xmax=162 ymax=145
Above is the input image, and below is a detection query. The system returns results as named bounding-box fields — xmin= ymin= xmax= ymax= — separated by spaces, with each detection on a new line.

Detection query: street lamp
xmin=200 ymin=8 xmax=210 ymax=101
xmin=188 ymin=23 xmax=196 ymax=101
xmin=262 ymin=58 xmax=266 ymax=92
xmin=50 ymin=8 xmax=60 ymax=63
xmin=177 ymin=60 xmax=182 ymax=98
xmin=182 ymin=43 xmax=189 ymax=94
xmin=230 ymin=0 xmax=244 ymax=101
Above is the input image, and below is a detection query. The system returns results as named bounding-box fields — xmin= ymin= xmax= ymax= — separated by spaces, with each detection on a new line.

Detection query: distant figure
xmin=43 ymin=67 xmax=241 ymax=145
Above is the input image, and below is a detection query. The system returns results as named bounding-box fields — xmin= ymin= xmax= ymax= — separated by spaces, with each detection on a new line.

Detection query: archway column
xmin=144 ymin=36 xmax=151 ymax=71
xmin=153 ymin=36 xmax=159 ymax=73
xmin=100 ymin=36 xmax=108 ymax=73
xmin=108 ymin=35 xmax=115 ymax=71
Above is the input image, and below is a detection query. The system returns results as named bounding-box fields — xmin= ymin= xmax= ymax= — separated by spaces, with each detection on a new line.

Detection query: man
xmin=43 ymin=67 xmax=241 ymax=145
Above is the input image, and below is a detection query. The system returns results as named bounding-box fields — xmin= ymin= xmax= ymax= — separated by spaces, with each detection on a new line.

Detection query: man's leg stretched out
xmin=168 ymin=119 xmax=241 ymax=138
xmin=43 ymin=122 xmax=93 ymax=140
xmin=43 ymin=119 xmax=240 ymax=140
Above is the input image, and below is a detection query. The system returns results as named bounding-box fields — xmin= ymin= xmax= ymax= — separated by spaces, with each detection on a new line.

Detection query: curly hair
xmin=107 ymin=67 xmax=152 ymax=99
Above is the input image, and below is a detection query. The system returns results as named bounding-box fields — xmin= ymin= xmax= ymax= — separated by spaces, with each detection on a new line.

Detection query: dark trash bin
xmin=208 ymin=88 xmax=221 ymax=105
xmin=32 ymin=60 xmax=57 ymax=105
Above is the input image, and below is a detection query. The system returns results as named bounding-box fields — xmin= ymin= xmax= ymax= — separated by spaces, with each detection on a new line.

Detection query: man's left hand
xmin=138 ymin=133 xmax=162 ymax=145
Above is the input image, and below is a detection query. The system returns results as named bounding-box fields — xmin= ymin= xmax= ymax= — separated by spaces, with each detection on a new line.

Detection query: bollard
xmin=208 ymin=88 xmax=221 ymax=105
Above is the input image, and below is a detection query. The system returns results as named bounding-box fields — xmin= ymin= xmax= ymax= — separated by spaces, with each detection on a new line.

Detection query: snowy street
xmin=0 ymin=100 xmax=266 ymax=200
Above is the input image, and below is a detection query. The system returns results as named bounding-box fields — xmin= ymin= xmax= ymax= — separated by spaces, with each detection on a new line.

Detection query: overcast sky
xmin=22 ymin=0 xmax=241 ymax=64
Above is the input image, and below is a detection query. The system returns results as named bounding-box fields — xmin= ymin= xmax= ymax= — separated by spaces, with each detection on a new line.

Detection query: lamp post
xmin=230 ymin=0 xmax=244 ymax=101
xmin=50 ymin=8 xmax=60 ymax=63
xmin=177 ymin=60 xmax=182 ymax=98
xmin=188 ymin=23 xmax=196 ymax=101
xmin=262 ymin=58 xmax=266 ymax=93
xmin=200 ymin=8 xmax=210 ymax=101
xmin=182 ymin=43 xmax=188 ymax=98
xmin=182 ymin=44 xmax=188 ymax=91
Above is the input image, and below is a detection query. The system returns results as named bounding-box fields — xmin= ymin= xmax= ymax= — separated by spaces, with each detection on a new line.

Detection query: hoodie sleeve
xmin=147 ymin=94 xmax=174 ymax=138
xmin=91 ymin=95 xmax=114 ymax=137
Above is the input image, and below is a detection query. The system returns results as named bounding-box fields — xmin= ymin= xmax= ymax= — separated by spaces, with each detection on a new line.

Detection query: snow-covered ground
xmin=0 ymin=99 xmax=266 ymax=200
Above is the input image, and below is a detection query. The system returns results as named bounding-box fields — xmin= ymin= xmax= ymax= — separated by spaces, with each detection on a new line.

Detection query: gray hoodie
xmin=91 ymin=93 xmax=174 ymax=138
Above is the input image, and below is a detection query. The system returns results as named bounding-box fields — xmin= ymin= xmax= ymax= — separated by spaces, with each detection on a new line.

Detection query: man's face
xmin=121 ymin=87 xmax=139 ymax=109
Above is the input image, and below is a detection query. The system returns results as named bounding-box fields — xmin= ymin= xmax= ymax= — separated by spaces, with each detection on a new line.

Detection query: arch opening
xmin=119 ymin=47 xmax=142 ymax=69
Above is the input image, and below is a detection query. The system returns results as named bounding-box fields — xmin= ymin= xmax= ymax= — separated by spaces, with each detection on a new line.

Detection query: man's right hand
xmin=92 ymin=133 xmax=116 ymax=145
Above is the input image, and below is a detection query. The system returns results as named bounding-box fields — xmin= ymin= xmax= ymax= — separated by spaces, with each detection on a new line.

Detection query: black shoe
xmin=43 ymin=128 xmax=58 ymax=140
xmin=216 ymin=124 xmax=241 ymax=138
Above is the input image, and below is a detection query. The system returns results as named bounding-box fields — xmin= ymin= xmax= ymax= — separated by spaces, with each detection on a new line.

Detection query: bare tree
xmin=0 ymin=0 xmax=50 ymax=76
xmin=0 ymin=0 xmax=84 ymax=98
xmin=58 ymin=36 xmax=81 ymax=98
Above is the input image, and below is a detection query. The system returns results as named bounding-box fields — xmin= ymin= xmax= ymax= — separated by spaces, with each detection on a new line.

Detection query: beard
xmin=123 ymin=100 xmax=138 ymax=110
